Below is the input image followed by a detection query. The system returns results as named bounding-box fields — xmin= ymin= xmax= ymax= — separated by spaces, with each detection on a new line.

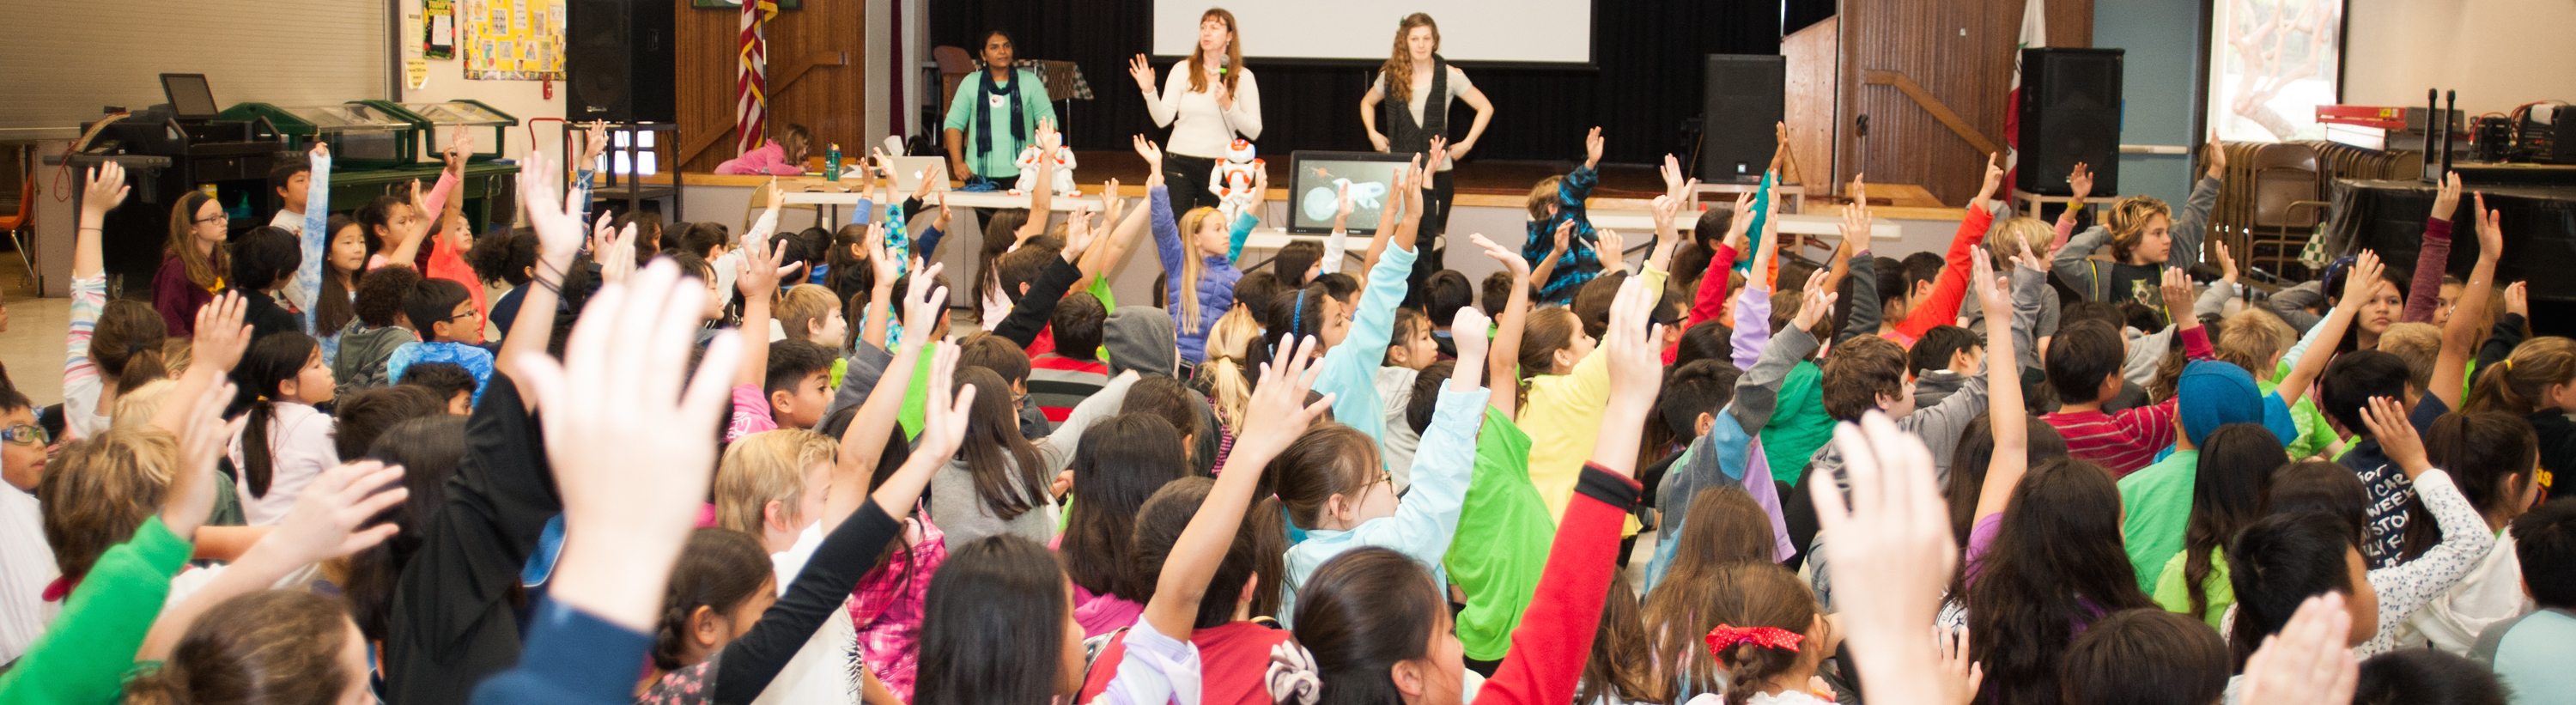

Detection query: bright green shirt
xmin=2258 ymin=379 xmax=2338 ymax=459
xmin=0 ymin=516 xmax=194 ymax=705
xmin=1444 ymin=406 xmax=1556 ymax=661
xmin=2154 ymin=546 xmax=2234 ymax=630
xmin=1761 ymin=362 xmax=1832 ymax=485
xmin=2118 ymin=448 xmax=2199 ymax=594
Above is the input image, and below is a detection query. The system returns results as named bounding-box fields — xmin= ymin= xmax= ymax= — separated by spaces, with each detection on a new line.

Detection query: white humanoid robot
xmin=1011 ymin=144 xmax=1080 ymax=197
xmin=1208 ymin=139 xmax=1264 ymax=222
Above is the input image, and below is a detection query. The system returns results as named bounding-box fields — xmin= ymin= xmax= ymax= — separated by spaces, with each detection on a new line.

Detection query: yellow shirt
xmin=1522 ymin=266 xmax=1662 ymax=532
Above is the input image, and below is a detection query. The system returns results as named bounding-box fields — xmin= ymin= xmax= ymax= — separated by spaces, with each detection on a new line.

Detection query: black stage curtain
xmin=932 ymin=0 xmax=1784 ymax=166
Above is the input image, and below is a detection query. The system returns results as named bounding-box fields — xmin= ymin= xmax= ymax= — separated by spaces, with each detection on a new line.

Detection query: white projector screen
xmin=1151 ymin=2 xmax=1591 ymax=64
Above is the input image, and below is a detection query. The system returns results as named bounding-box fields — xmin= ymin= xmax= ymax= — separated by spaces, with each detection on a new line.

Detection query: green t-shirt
xmin=2118 ymin=448 xmax=2199 ymax=594
xmin=2154 ymin=545 xmax=2233 ymax=631
xmin=1443 ymin=406 xmax=1556 ymax=661
xmin=1761 ymin=362 xmax=1832 ymax=485
xmin=2257 ymin=379 xmax=2339 ymax=459
xmin=939 ymin=69 xmax=1059 ymax=179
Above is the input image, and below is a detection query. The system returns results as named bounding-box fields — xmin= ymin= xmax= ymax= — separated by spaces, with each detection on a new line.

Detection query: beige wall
xmin=397 ymin=0 xmax=567 ymax=162
xmin=2344 ymin=0 xmax=2576 ymax=118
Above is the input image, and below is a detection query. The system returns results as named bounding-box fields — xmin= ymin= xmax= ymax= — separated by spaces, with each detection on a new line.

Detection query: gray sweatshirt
xmin=931 ymin=371 xmax=1139 ymax=550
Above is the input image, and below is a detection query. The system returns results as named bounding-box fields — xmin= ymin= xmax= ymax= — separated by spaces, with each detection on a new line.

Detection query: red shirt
xmin=2040 ymin=326 xmax=2216 ymax=477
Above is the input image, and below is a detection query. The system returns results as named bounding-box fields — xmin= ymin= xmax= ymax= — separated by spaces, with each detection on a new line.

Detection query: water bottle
xmin=825 ymin=143 xmax=842 ymax=181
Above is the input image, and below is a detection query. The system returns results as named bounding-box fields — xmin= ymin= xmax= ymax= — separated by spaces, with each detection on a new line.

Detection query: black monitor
xmin=1285 ymin=150 xmax=1414 ymax=234
xmin=160 ymin=73 xmax=219 ymax=120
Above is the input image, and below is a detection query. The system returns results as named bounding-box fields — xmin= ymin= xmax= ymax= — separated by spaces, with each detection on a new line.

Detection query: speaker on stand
xmin=2014 ymin=48 xmax=2123 ymax=198
xmin=565 ymin=0 xmax=680 ymax=221
xmin=1698 ymin=55 xmax=1785 ymax=184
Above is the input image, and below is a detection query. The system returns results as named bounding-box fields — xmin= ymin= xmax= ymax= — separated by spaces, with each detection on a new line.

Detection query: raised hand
xmin=1550 ymin=220 xmax=1575 ymax=261
xmin=2205 ymin=140 xmax=2231 ymax=179
xmin=735 ymin=228 xmax=792 ymax=301
xmin=1592 ymin=273 xmax=1663 ymax=475
xmin=2359 ymin=395 xmax=2429 ymax=478
xmin=1726 ymin=189 xmax=1759 ymax=249
xmin=1334 ymin=180 xmax=1354 ymax=230
xmin=192 ymin=292 xmax=253 ymax=374
xmin=515 ymin=151 xmax=587 ymax=270
xmin=1974 ymin=152 xmax=2005 ymax=205
xmin=582 ymin=120 xmax=611 ymax=166
xmin=1062 ymin=206 xmax=1099 ymax=262
xmin=81 ymin=161 xmax=131 ymax=219
xmin=2505 ymin=280 xmax=2529 ymax=319
xmin=1469 ymin=232 xmax=1528 ymax=278
xmin=1937 ymin=626 xmax=1984 ymax=705
xmin=1127 ymin=54 xmax=1157 ymax=93
xmin=1790 ymin=267 xmax=1838 ymax=331
xmin=2235 ymin=593 xmax=2358 ymax=705
xmin=1595 ymin=228 xmax=1625 ymax=273
xmin=159 ymin=379 xmax=242 ymax=539
xmin=2068 ymin=162 xmax=2093 ymax=201
xmin=513 ymin=259 xmax=744 ymax=631
xmin=1449 ymin=306 xmax=1491 ymax=392
xmin=1838 ymin=175 xmax=1873 ymax=247
xmin=445 ymin=124 xmax=475 ymax=175
xmin=866 ymin=224 xmax=900 ymax=285
xmin=1425 ymin=136 xmax=1450 ymax=177
xmin=933 ymin=191 xmax=953 ymax=231
xmin=2429 ymin=172 xmax=2462 ymax=222
xmin=1811 ymin=412 xmax=1954 ymax=702
xmin=1972 ymin=246 xmax=2010 ymax=318
xmin=2159 ymin=265 xmax=2196 ymax=327
xmin=2472 ymin=191 xmax=2503 ymax=260
xmin=1232 ymin=336 xmax=1336 ymax=467
xmin=598 ymin=222 xmax=639 ymax=285
xmin=1661 ymin=154 xmax=1688 ymax=199
xmin=897 ymin=258 xmax=947 ymax=350
xmin=267 ymin=461 xmax=409 ymax=562
xmin=1036 ymin=118 xmax=1061 ymax=154
xmin=1650 ymin=193 xmax=1683 ymax=234
xmin=2215 ymin=240 xmax=2240 ymax=285
xmin=2337 ymin=250 xmax=2385 ymax=311
xmin=1583 ymin=126 xmax=1605 ymax=169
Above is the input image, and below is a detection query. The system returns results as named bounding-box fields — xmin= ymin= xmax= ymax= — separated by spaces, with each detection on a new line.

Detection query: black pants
xmin=1163 ymin=153 xmax=1221 ymax=225
xmin=1404 ymin=169 xmax=1454 ymax=307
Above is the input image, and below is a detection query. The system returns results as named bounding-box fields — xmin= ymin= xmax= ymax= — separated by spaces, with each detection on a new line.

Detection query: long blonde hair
xmin=1185 ymin=8 xmax=1243 ymax=94
xmin=1200 ymin=305 xmax=1262 ymax=427
xmin=1177 ymin=206 xmax=1224 ymax=332
xmin=2469 ymin=336 xmax=2576 ymax=415
xmin=1379 ymin=13 xmax=1440 ymax=105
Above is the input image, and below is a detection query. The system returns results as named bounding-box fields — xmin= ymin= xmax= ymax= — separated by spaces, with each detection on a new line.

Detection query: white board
xmin=1151 ymin=1 xmax=1590 ymax=64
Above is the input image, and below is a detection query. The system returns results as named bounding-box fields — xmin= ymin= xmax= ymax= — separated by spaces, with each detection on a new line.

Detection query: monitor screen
xmin=1285 ymin=151 xmax=1414 ymax=234
xmin=161 ymin=74 xmax=219 ymax=119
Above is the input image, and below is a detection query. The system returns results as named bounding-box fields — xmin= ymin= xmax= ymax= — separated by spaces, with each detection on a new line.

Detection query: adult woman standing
xmin=1128 ymin=8 xmax=1262 ymax=224
xmin=1360 ymin=13 xmax=1492 ymax=282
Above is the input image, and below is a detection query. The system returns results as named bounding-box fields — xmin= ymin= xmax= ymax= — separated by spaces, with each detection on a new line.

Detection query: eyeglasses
xmin=193 ymin=212 xmax=230 ymax=225
xmin=1 ymin=424 xmax=49 ymax=446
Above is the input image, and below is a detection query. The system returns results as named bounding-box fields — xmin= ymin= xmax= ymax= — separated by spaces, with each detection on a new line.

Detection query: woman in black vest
xmin=1359 ymin=13 xmax=1492 ymax=295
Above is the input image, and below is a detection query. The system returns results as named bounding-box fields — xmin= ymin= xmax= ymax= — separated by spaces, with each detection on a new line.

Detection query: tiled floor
xmin=0 ymin=256 xmax=68 ymax=405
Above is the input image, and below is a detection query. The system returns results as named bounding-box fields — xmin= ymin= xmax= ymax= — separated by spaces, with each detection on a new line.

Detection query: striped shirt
xmin=1028 ymin=353 xmax=1109 ymax=427
xmin=2041 ymin=326 xmax=2216 ymax=477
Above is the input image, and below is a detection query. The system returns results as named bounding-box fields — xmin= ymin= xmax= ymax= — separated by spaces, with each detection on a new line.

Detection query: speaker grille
xmin=564 ymin=0 xmax=672 ymax=123
xmin=2016 ymin=49 xmax=2123 ymax=197
xmin=1700 ymin=55 xmax=1786 ymax=184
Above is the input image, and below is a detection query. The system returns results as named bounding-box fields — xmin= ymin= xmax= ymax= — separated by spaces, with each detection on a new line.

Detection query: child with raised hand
xmin=2037 ymin=264 xmax=2219 ymax=476
xmin=1294 ymin=271 xmax=1659 ymax=705
xmin=2053 ymin=143 xmax=2225 ymax=311
xmin=1522 ymin=127 xmax=1606 ymax=304
xmin=1880 ymin=152 xmax=2004 ymax=345
xmin=826 ymin=261 xmax=951 ymax=700
xmin=2404 ymin=409 xmax=2548 ymax=654
xmin=1516 ymin=211 xmax=1680 ymax=526
xmin=1425 ymin=231 xmax=1558 ymax=669
xmin=62 ymin=161 xmax=134 ymax=441
xmin=2345 ymin=395 xmax=2495 ymax=656
xmin=1268 ymin=145 xmax=1436 ymax=449
xmin=1137 ymin=135 xmax=1256 ymax=365
xmin=725 ymin=210 xmax=822 ymax=441
xmin=1273 ymin=297 xmax=1492 ymax=624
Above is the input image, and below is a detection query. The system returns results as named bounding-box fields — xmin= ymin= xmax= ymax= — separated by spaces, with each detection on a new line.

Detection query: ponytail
xmin=2467 ymin=336 xmax=2576 ymax=415
xmin=227 ymin=333 xmax=322 ymax=498
xmin=116 ymin=345 xmax=170 ymax=392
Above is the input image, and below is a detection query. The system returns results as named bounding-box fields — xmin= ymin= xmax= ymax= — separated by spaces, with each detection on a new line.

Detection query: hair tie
xmin=126 ymin=342 xmax=149 ymax=356
xmin=1705 ymin=624 xmax=1804 ymax=656
xmin=2504 ymin=358 xmax=2514 ymax=371
xmin=1292 ymin=289 xmax=1308 ymax=336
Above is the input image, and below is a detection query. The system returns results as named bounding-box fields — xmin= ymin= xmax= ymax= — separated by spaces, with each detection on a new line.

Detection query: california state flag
xmin=2004 ymin=0 xmax=2046 ymax=188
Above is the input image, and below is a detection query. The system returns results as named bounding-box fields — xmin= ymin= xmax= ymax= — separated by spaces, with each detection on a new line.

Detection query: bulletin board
xmin=461 ymin=0 xmax=565 ymax=81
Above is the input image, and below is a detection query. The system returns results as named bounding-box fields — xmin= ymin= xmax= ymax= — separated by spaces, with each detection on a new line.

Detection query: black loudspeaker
xmin=566 ymin=0 xmax=675 ymax=123
xmin=2014 ymin=48 xmax=2123 ymax=196
xmin=1700 ymin=55 xmax=1785 ymax=184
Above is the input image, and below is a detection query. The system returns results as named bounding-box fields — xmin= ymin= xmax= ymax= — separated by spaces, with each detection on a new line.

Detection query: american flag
xmin=735 ymin=0 xmax=778 ymax=154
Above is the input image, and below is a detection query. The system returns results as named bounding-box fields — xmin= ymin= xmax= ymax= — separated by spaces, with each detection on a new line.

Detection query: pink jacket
xmin=714 ymin=141 xmax=807 ymax=175
xmin=848 ymin=514 xmax=945 ymax=701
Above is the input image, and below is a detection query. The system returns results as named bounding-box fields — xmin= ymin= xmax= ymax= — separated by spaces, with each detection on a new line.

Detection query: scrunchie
xmin=1265 ymin=641 xmax=1321 ymax=705
xmin=1704 ymin=624 xmax=1804 ymax=655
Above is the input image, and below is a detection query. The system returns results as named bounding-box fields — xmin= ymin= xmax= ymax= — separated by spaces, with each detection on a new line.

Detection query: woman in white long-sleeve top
xmin=1127 ymin=8 xmax=1262 ymax=225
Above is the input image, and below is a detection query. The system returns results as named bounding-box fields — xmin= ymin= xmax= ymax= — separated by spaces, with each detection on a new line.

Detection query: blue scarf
xmin=972 ymin=67 xmax=1029 ymax=157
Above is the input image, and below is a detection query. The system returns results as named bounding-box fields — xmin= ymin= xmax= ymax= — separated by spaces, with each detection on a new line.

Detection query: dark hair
xmin=2324 ymin=262 xmax=2411 ymax=354
xmin=1273 ymin=240 xmax=1324 ymax=287
xmin=1263 ymin=283 xmax=1334 ymax=359
xmin=330 ymin=386 xmax=447 ymax=459
xmin=398 ymin=362 xmax=476 ymax=405
xmin=1132 ymin=477 xmax=1288 ymax=629
xmin=1315 ymin=272 xmax=1359 ymax=302
xmin=1573 ymin=272 xmax=1626 ymax=340
xmin=619 ymin=210 xmax=666 ymax=260
xmin=2180 ymin=424 xmax=2291 ymax=619
xmin=90 ymin=300 xmax=169 ymax=381
xmin=2259 ymin=461 xmax=2371 ymax=540
xmin=1967 ymin=458 xmax=2154 ymax=705
xmin=354 ymin=264 xmax=422 ymax=328
xmin=404 ymin=277 xmax=473 ymax=342
xmin=1051 ymin=292 xmax=1107 ymax=362
xmin=314 ymin=216 xmax=364 ymax=337
xmin=2426 ymin=410 xmax=2541 ymax=519
xmin=650 ymin=528 xmax=775 ymax=671
xmin=917 ymin=535 xmax=1072 ymax=705
xmin=957 ymin=332 xmax=1031 ymax=386
xmin=1899 ymin=251 xmax=1943 ymax=291
xmin=1405 ymin=362 xmax=1456 ymax=436
xmin=1873 ymin=256 xmax=1908 ymax=310
xmin=1580 ymin=579 xmax=1652 ymax=705
xmin=355 ymin=194 xmax=406 ymax=255
xmin=1820 ymin=335 xmax=1909 ymax=420
xmin=1909 ymin=325 xmax=1981 ymax=377
xmin=2319 ymin=350 xmax=2411 ymax=434
xmin=993 ymin=244 xmax=1059 ymax=305
xmin=2227 ymin=511 xmax=2360 ymax=668
xmin=764 ymin=339 xmax=837 ymax=399
xmin=121 ymin=591 xmax=352 ymax=705
xmin=228 ymin=226 xmax=301 ymax=292
xmin=267 ymin=159 xmax=312 ymax=199
xmin=1423 ymin=270 xmax=1473 ymax=325
xmin=1121 ymin=376 xmax=1202 ymax=443
xmin=228 ymin=332 xmax=321 ymax=499
xmin=1705 ymin=562 xmax=1820 ymax=705
xmin=2511 ymin=498 xmax=2576 ymax=609
xmin=824 ymin=223 xmax=872 ymax=298
xmin=1659 ymin=360 xmax=1741 ymax=438
xmin=2354 ymin=649 xmax=2509 ymax=705
xmin=1944 ymin=414 xmax=2069 ymax=554
xmin=466 ymin=228 xmax=538 ymax=286
xmin=2058 ymin=609 xmax=2230 ymax=705
xmin=1673 ymin=319 xmax=1732 ymax=370
xmin=1232 ymin=270 xmax=1283 ymax=316
xmin=1480 ymin=270 xmax=1517 ymax=315
xmin=2046 ymin=319 xmax=2125 ymax=404
xmin=1292 ymin=547 xmax=1444 ymax=705
xmin=954 ymin=366 xmax=1049 ymax=520
xmin=343 ymin=415 xmax=466 ymax=641
xmin=1060 ymin=414 xmax=1188 ymax=603
xmin=1384 ymin=308 xmax=1431 ymax=368
xmin=1269 ymin=422 xmax=1381 ymax=531
xmin=682 ymin=221 xmax=732 ymax=258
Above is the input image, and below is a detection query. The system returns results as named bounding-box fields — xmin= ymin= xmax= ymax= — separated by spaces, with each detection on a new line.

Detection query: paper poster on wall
xmin=424 ymin=0 xmax=454 ymax=59
xmin=2206 ymin=0 xmax=2346 ymax=142
xmin=463 ymin=0 xmax=563 ymax=80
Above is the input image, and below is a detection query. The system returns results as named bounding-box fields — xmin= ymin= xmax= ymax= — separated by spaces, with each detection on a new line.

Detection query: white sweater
xmin=1144 ymin=62 xmax=1263 ymax=158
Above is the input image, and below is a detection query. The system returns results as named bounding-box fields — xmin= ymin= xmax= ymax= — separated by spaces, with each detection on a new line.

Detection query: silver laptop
xmin=884 ymin=155 xmax=951 ymax=193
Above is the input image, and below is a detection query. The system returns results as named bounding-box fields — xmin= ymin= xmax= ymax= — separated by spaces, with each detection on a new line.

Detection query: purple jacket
xmin=1151 ymin=185 xmax=1252 ymax=364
